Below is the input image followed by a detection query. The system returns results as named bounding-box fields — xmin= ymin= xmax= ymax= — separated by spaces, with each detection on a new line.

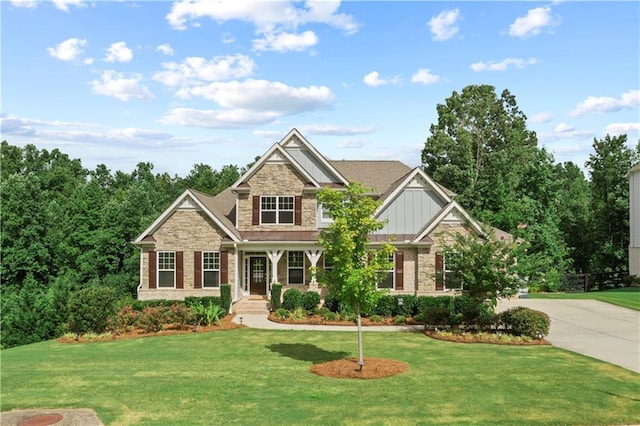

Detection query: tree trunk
xmin=357 ymin=307 xmax=364 ymax=371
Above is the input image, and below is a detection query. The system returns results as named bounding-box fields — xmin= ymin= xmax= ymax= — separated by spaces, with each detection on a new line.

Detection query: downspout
xmin=233 ymin=242 xmax=239 ymax=311
xmin=136 ymin=246 xmax=144 ymax=298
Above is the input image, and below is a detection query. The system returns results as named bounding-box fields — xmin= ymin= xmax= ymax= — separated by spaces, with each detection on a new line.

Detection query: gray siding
xmin=286 ymin=149 xmax=336 ymax=183
xmin=376 ymin=189 xmax=445 ymax=235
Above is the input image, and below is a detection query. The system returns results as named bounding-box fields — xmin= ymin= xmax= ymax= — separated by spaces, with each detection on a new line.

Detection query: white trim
xmin=260 ymin=195 xmax=295 ymax=225
xmin=157 ymin=251 xmax=176 ymax=289
xmin=267 ymin=250 xmax=284 ymax=283
xmin=374 ymin=168 xmax=451 ymax=218
xmin=413 ymin=200 xmax=485 ymax=243
xmin=202 ymin=251 xmax=221 ymax=288
xmin=133 ymin=189 xmax=241 ymax=244
xmin=287 ymin=250 xmax=305 ymax=285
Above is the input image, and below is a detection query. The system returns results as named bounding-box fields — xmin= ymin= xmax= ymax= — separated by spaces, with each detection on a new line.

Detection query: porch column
xmin=267 ymin=250 xmax=284 ymax=284
xmin=305 ymin=250 xmax=323 ymax=291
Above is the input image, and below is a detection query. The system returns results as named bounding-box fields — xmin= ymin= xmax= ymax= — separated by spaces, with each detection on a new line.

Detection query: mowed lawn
xmin=2 ymin=329 xmax=639 ymax=426
xmin=530 ymin=287 xmax=640 ymax=310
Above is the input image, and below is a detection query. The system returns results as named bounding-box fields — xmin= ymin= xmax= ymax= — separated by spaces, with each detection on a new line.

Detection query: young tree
xmin=440 ymin=230 xmax=524 ymax=308
xmin=317 ymin=183 xmax=394 ymax=370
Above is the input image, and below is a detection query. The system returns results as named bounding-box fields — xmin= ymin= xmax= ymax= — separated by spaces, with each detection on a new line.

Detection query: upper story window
xmin=158 ymin=251 xmax=175 ymax=288
xmin=261 ymin=196 xmax=294 ymax=224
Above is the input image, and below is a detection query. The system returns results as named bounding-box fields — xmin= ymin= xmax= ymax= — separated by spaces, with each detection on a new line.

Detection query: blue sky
xmin=2 ymin=0 xmax=639 ymax=177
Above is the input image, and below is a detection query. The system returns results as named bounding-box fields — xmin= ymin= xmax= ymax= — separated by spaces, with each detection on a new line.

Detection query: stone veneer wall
xmin=139 ymin=208 xmax=236 ymax=301
xmin=237 ymin=163 xmax=317 ymax=231
xmin=416 ymin=222 xmax=474 ymax=293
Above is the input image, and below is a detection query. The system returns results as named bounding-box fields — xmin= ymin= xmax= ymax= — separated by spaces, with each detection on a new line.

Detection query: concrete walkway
xmin=234 ymin=299 xmax=640 ymax=373
xmin=497 ymin=298 xmax=640 ymax=373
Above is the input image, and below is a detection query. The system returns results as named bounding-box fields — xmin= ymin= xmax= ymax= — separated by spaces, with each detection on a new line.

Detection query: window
xmin=323 ymin=256 xmax=334 ymax=272
xmin=203 ymin=251 xmax=220 ymax=288
xmin=319 ymin=203 xmax=333 ymax=221
xmin=158 ymin=251 xmax=175 ymax=288
xmin=377 ymin=253 xmax=395 ymax=289
xmin=444 ymin=251 xmax=463 ymax=290
xmin=288 ymin=251 xmax=305 ymax=284
xmin=261 ymin=196 xmax=294 ymax=224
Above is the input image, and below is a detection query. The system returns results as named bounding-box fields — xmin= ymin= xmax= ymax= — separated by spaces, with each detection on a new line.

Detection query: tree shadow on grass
xmin=267 ymin=343 xmax=350 ymax=364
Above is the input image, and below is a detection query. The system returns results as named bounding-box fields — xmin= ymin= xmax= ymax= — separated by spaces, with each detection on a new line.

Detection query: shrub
xmin=184 ymin=296 xmax=221 ymax=308
xmin=421 ymin=306 xmax=452 ymax=327
xmin=301 ymin=291 xmax=321 ymax=312
xmin=498 ymin=306 xmax=550 ymax=338
xmin=282 ymin=288 xmax=303 ymax=311
xmin=270 ymin=283 xmax=282 ymax=310
xmin=67 ymin=286 xmax=118 ymax=335
xmin=289 ymin=307 xmax=307 ymax=321
xmin=166 ymin=303 xmax=191 ymax=329
xmin=372 ymin=295 xmax=396 ymax=317
xmin=220 ymin=284 xmax=232 ymax=313
xmin=393 ymin=315 xmax=407 ymax=325
xmin=396 ymin=295 xmax=418 ymax=317
xmin=109 ymin=305 xmax=138 ymax=334
xmin=190 ymin=303 xmax=224 ymax=327
xmin=323 ymin=292 xmax=340 ymax=312
xmin=138 ymin=307 xmax=166 ymax=333
xmin=369 ymin=314 xmax=384 ymax=323
xmin=274 ymin=308 xmax=290 ymax=319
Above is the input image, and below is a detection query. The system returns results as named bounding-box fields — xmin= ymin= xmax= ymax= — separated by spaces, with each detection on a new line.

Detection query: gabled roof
xmin=375 ymin=167 xmax=453 ymax=214
xmin=413 ymin=200 xmax=485 ymax=243
xmin=329 ymin=160 xmax=412 ymax=197
xmin=132 ymin=189 xmax=241 ymax=244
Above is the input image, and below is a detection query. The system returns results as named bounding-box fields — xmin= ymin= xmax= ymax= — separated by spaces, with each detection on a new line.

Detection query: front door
xmin=250 ymin=257 xmax=268 ymax=295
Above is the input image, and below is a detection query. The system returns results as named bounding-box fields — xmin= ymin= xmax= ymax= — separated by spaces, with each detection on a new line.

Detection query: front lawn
xmin=530 ymin=287 xmax=640 ymax=310
xmin=1 ymin=329 xmax=638 ymax=425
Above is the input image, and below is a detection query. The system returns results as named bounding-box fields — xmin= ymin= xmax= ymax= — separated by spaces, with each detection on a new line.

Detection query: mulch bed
xmin=268 ymin=313 xmax=420 ymax=326
xmin=310 ymin=357 xmax=408 ymax=379
xmin=424 ymin=330 xmax=550 ymax=345
xmin=56 ymin=315 xmax=245 ymax=343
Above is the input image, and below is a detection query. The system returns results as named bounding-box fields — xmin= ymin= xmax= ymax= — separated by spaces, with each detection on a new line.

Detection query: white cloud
xmin=555 ymin=122 xmax=574 ymax=133
xmin=53 ymin=0 xmax=85 ymax=12
xmin=299 ymin=124 xmax=375 ymax=135
xmin=104 ymin=41 xmax=133 ymax=63
xmin=428 ymin=9 xmax=459 ymax=41
xmin=156 ymin=43 xmax=174 ymax=56
xmin=363 ymin=71 xmax=400 ymax=87
xmin=411 ymin=69 xmax=441 ymax=85
xmin=47 ymin=38 xmax=87 ymax=61
xmin=90 ymin=71 xmax=154 ymax=101
xmin=571 ymin=90 xmax=640 ymax=117
xmin=222 ymin=33 xmax=235 ymax=44
xmin=509 ymin=6 xmax=558 ymax=38
xmin=253 ymin=30 xmax=319 ymax=52
xmin=10 ymin=0 xmax=37 ymax=8
xmin=153 ymin=54 xmax=255 ymax=87
xmin=604 ymin=122 xmax=640 ymax=136
xmin=530 ymin=111 xmax=552 ymax=124
xmin=160 ymin=108 xmax=278 ymax=129
xmin=165 ymin=0 xmax=358 ymax=54
xmin=471 ymin=57 xmax=537 ymax=72
xmin=177 ymin=79 xmax=334 ymax=115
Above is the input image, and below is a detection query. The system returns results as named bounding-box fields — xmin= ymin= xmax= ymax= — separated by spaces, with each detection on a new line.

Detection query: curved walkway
xmin=497 ymin=298 xmax=640 ymax=373
xmin=235 ymin=300 xmax=640 ymax=373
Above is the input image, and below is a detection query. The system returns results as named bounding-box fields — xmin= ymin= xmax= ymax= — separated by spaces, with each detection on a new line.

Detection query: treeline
xmin=0 ymin=141 xmax=246 ymax=348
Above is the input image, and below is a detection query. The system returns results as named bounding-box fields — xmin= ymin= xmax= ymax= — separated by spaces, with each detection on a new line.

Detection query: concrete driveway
xmin=497 ymin=298 xmax=640 ymax=373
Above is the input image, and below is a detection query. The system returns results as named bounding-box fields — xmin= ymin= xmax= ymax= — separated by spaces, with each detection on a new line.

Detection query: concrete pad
xmin=497 ymin=299 xmax=640 ymax=373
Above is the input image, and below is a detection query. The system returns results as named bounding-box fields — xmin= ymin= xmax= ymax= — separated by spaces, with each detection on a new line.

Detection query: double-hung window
xmin=203 ymin=251 xmax=220 ymax=288
xmin=261 ymin=196 xmax=294 ymax=224
xmin=158 ymin=251 xmax=175 ymax=288
xmin=444 ymin=251 xmax=463 ymax=290
xmin=288 ymin=251 xmax=305 ymax=285
xmin=377 ymin=253 xmax=395 ymax=289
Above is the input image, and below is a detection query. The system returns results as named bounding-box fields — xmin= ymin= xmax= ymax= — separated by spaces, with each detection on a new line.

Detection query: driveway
xmin=497 ymin=298 xmax=640 ymax=373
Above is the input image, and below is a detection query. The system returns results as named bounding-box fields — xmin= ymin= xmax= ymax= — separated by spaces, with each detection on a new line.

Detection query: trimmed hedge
xmin=67 ymin=286 xmax=118 ymax=334
xmin=498 ymin=306 xmax=550 ymax=338
xmin=270 ymin=283 xmax=282 ymax=310
xmin=220 ymin=284 xmax=231 ymax=313
xmin=301 ymin=291 xmax=321 ymax=312
xmin=184 ymin=296 xmax=221 ymax=308
xmin=282 ymin=288 xmax=303 ymax=311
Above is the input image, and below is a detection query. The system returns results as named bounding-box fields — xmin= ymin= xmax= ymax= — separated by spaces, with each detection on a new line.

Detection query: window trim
xmin=287 ymin=251 xmax=305 ymax=285
xmin=157 ymin=251 xmax=176 ymax=289
xmin=202 ymin=251 xmax=221 ymax=288
xmin=261 ymin=195 xmax=294 ymax=225
xmin=376 ymin=253 xmax=395 ymax=290
xmin=443 ymin=251 xmax=463 ymax=290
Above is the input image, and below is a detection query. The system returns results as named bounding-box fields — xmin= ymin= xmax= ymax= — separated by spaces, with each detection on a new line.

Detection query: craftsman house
xmin=133 ymin=128 xmax=503 ymax=303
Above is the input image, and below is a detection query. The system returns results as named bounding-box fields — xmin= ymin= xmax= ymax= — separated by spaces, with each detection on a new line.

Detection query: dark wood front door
xmin=250 ymin=257 xmax=267 ymax=295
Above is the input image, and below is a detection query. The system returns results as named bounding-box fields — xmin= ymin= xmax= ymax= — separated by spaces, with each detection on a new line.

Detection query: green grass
xmin=1 ymin=330 xmax=639 ymax=425
xmin=530 ymin=287 xmax=640 ymax=310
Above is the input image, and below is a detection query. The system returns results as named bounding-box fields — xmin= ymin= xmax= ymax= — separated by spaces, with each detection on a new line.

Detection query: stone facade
xmin=138 ymin=207 xmax=236 ymax=301
xmin=237 ymin=163 xmax=317 ymax=231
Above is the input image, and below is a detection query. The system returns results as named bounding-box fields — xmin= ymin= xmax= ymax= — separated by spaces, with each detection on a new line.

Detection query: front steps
xmin=234 ymin=296 xmax=270 ymax=315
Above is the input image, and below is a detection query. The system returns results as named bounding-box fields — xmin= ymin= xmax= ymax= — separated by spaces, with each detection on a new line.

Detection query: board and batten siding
xmin=286 ymin=148 xmax=337 ymax=183
xmin=629 ymin=164 xmax=640 ymax=276
xmin=376 ymin=189 xmax=445 ymax=235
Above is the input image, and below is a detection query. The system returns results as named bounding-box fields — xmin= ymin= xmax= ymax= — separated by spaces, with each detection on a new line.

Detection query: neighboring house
xmin=629 ymin=163 xmax=640 ymax=277
xmin=133 ymin=128 xmax=508 ymax=302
